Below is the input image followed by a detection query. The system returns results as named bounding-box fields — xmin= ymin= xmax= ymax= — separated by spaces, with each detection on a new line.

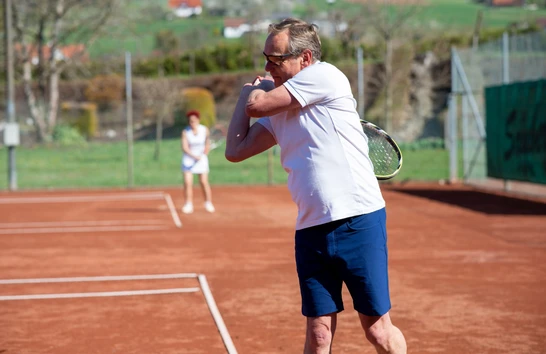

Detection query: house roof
xmin=59 ymin=44 xmax=87 ymax=60
xmin=224 ymin=18 xmax=247 ymax=28
xmin=346 ymin=0 xmax=425 ymax=4
xmin=491 ymin=0 xmax=523 ymax=5
xmin=168 ymin=0 xmax=202 ymax=9
xmin=14 ymin=43 xmax=87 ymax=62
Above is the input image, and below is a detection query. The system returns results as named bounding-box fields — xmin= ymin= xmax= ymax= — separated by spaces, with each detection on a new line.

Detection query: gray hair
xmin=268 ymin=18 xmax=322 ymax=62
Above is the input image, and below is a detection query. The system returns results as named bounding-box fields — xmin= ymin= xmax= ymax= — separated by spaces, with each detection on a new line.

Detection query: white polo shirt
xmin=257 ymin=61 xmax=385 ymax=230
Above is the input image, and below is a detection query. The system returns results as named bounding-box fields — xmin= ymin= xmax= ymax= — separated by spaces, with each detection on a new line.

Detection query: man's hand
xmin=251 ymin=75 xmax=275 ymax=92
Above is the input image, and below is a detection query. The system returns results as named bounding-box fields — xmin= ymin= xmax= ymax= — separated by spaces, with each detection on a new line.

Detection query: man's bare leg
xmin=359 ymin=312 xmax=407 ymax=354
xmin=304 ymin=313 xmax=337 ymax=354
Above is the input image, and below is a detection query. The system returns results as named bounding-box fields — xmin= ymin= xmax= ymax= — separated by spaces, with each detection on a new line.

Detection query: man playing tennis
xmin=225 ymin=18 xmax=407 ymax=354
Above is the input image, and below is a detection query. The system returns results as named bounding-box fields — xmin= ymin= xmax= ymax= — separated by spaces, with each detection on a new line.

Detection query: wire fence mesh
xmin=451 ymin=31 xmax=546 ymax=195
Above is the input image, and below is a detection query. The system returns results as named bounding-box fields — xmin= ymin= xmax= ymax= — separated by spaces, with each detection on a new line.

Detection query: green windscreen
xmin=485 ymin=79 xmax=546 ymax=185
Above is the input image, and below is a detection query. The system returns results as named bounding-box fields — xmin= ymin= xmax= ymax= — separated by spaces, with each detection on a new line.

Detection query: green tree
xmin=354 ymin=0 xmax=423 ymax=133
xmin=155 ymin=29 xmax=179 ymax=56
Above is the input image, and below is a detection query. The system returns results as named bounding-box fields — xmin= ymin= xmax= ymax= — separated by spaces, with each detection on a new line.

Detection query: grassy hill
xmin=88 ymin=0 xmax=546 ymax=59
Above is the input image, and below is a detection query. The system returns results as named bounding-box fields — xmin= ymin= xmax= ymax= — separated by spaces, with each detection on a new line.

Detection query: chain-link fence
xmin=448 ymin=31 xmax=546 ymax=195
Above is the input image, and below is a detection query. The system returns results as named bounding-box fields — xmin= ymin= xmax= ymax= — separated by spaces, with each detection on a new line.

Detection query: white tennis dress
xmin=181 ymin=124 xmax=210 ymax=174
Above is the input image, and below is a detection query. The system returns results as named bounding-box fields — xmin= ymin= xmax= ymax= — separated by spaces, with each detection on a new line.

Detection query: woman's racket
xmin=361 ymin=120 xmax=403 ymax=180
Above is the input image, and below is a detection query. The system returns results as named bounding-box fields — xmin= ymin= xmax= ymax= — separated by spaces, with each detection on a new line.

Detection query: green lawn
xmin=88 ymin=17 xmax=227 ymax=58
xmin=0 ymin=139 xmax=456 ymax=190
xmin=410 ymin=0 xmax=545 ymax=30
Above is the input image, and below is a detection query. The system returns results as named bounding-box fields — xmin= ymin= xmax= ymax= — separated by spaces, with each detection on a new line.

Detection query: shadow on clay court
xmin=391 ymin=188 xmax=546 ymax=216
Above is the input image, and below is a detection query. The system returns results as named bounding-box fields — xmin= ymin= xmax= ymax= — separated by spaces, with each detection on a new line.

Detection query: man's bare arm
xmin=225 ymin=84 xmax=276 ymax=163
xmin=246 ymin=82 xmax=301 ymax=118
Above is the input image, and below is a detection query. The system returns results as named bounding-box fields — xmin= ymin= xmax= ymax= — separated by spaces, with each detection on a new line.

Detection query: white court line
xmin=163 ymin=193 xmax=182 ymax=228
xmin=198 ymin=274 xmax=238 ymax=354
xmin=0 ymin=288 xmax=200 ymax=301
xmin=1 ymin=191 xmax=182 ymax=229
xmin=0 ymin=220 xmax=165 ymax=228
xmin=0 ymin=192 xmax=165 ymax=204
xmin=0 ymin=273 xmax=238 ymax=353
xmin=0 ymin=225 xmax=169 ymax=235
xmin=0 ymin=273 xmax=199 ymax=284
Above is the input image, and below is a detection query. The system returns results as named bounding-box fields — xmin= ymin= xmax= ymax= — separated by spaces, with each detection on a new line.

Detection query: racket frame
xmin=361 ymin=120 xmax=403 ymax=180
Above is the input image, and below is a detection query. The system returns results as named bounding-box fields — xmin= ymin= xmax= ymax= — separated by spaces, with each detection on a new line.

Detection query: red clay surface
xmin=0 ymin=183 xmax=545 ymax=353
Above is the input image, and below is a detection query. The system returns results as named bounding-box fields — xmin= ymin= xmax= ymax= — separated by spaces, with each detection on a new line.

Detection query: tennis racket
xmin=361 ymin=120 xmax=403 ymax=180
xmin=185 ymin=138 xmax=224 ymax=170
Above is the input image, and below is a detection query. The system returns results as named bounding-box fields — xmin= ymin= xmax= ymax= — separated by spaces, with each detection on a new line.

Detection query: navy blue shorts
xmin=295 ymin=208 xmax=391 ymax=317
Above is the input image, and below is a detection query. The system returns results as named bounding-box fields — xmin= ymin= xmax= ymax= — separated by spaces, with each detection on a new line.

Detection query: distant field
xmin=329 ymin=0 xmax=546 ymax=30
xmin=0 ymin=139 xmax=455 ymax=190
xmin=89 ymin=0 xmax=546 ymax=59
xmin=89 ymin=17 xmax=227 ymax=59
xmin=413 ymin=0 xmax=546 ymax=29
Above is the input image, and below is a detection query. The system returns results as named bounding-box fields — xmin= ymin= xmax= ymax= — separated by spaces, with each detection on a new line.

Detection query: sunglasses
xmin=262 ymin=51 xmax=295 ymax=66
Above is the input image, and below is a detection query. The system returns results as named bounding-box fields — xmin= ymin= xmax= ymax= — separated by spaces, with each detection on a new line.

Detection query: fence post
xmin=4 ymin=0 xmax=18 ymax=191
xmin=125 ymin=52 xmax=134 ymax=188
xmin=266 ymin=148 xmax=273 ymax=185
xmin=448 ymin=47 xmax=458 ymax=184
xmin=357 ymin=46 xmax=365 ymax=119
xmin=502 ymin=32 xmax=511 ymax=192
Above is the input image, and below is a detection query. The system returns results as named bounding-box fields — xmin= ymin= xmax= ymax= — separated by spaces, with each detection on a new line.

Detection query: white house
xmin=168 ymin=0 xmax=202 ymax=18
xmin=223 ymin=18 xmax=270 ymax=39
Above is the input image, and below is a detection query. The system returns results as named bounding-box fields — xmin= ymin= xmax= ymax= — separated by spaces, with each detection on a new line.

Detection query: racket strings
xmin=364 ymin=128 xmax=400 ymax=176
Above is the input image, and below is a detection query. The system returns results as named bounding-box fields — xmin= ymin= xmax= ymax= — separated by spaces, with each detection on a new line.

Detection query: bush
xmin=85 ymin=74 xmax=124 ymax=111
xmin=133 ymin=57 xmax=164 ymax=77
xmin=60 ymin=102 xmax=98 ymax=139
xmin=52 ymin=124 xmax=87 ymax=147
xmin=195 ymin=47 xmax=221 ymax=73
xmin=177 ymin=87 xmax=216 ymax=128
xmin=399 ymin=138 xmax=445 ymax=151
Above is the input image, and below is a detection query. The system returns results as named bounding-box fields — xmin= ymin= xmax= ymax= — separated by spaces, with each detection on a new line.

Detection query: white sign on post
xmin=3 ymin=123 xmax=20 ymax=146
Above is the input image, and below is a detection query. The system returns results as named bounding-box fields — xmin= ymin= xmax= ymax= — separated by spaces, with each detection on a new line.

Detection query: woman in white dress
xmin=181 ymin=110 xmax=215 ymax=214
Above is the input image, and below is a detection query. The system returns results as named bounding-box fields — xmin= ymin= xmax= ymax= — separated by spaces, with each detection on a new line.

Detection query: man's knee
xmin=365 ymin=323 xmax=390 ymax=347
xmin=360 ymin=313 xmax=393 ymax=347
xmin=306 ymin=317 xmax=334 ymax=351
xmin=307 ymin=327 xmax=332 ymax=348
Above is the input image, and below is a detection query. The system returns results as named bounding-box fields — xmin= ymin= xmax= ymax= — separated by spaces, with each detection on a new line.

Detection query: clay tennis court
xmin=0 ymin=183 xmax=545 ymax=354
